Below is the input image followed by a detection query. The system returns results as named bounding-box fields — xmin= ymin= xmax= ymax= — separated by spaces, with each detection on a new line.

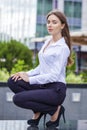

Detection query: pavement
xmin=0 ymin=120 xmax=59 ymax=130
xmin=0 ymin=119 xmax=87 ymax=130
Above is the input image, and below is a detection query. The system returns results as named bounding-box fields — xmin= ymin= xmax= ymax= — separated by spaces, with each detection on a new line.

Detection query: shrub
xmin=11 ymin=60 xmax=28 ymax=74
xmin=66 ymin=72 xmax=83 ymax=83
xmin=0 ymin=68 xmax=9 ymax=82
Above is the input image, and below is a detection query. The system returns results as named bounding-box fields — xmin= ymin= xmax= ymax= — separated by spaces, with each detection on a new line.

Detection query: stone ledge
xmin=0 ymin=82 xmax=87 ymax=88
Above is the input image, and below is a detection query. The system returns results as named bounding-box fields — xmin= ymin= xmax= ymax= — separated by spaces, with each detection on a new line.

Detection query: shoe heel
xmin=43 ymin=114 xmax=46 ymax=126
xmin=62 ymin=111 xmax=66 ymax=123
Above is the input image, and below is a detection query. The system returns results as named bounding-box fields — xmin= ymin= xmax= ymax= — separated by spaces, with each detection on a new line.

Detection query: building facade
xmin=57 ymin=0 xmax=87 ymax=31
xmin=36 ymin=0 xmax=52 ymax=37
xmin=0 ymin=0 xmax=37 ymax=42
xmin=36 ymin=0 xmax=87 ymax=37
xmin=36 ymin=0 xmax=61 ymax=37
xmin=0 ymin=0 xmax=87 ymax=41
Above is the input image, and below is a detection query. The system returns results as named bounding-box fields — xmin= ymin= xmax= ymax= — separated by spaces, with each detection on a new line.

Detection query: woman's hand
xmin=12 ymin=72 xmax=29 ymax=82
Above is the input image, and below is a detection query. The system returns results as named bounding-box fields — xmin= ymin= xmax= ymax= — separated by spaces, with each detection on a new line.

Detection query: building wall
xmin=64 ymin=84 xmax=87 ymax=120
xmin=82 ymin=0 xmax=87 ymax=31
xmin=0 ymin=85 xmax=33 ymax=120
xmin=0 ymin=0 xmax=37 ymax=42
xmin=57 ymin=0 xmax=64 ymax=12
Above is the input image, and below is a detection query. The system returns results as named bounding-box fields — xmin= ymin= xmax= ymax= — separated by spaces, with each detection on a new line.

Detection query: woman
xmin=7 ymin=10 xmax=72 ymax=128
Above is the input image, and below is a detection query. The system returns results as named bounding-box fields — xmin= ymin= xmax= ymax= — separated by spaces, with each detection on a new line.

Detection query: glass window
xmin=64 ymin=1 xmax=82 ymax=18
xmin=36 ymin=0 xmax=52 ymax=37
xmin=64 ymin=1 xmax=82 ymax=30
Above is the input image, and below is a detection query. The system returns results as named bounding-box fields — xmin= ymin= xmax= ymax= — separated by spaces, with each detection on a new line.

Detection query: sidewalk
xmin=0 ymin=120 xmax=87 ymax=130
xmin=0 ymin=120 xmax=46 ymax=130
xmin=0 ymin=120 xmax=58 ymax=130
xmin=0 ymin=120 xmax=27 ymax=130
xmin=0 ymin=120 xmax=56 ymax=130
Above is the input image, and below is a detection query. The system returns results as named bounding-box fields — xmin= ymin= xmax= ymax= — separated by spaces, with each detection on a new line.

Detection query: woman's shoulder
xmin=56 ymin=38 xmax=70 ymax=55
xmin=44 ymin=36 xmax=52 ymax=44
xmin=41 ymin=36 xmax=52 ymax=48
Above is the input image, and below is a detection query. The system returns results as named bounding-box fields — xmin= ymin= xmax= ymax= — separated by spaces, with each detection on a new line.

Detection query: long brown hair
xmin=46 ymin=10 xmax=73 ymax=66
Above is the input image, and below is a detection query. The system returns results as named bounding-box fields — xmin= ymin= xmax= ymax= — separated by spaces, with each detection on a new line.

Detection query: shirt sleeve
xmin=29 ymin=47 xmax=70 ymax=84
xmin=26 ymin=65 xmax=40 ymax=76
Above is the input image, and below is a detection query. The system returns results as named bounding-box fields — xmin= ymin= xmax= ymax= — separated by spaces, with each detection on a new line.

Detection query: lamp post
xmin=78 ymin=45 xmax=81 ymax=72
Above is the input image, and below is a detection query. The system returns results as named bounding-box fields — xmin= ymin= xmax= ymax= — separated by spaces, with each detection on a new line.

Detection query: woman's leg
xmin=7 ymin=77 xmax=45 ymax=116
xmin=8 ymin=79 xmax=66 ymax=120
xmin=50 ymin=106 xmax=61 ymax=121
xmin=12 ymin=86 xmax=66 ymax=115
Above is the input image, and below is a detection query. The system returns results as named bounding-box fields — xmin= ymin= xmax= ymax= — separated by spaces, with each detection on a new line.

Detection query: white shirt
xmin=26 ymin=37 xmax=70 ymax=84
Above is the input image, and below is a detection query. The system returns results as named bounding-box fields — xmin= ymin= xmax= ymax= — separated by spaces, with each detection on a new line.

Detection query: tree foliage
xmin=11 ymin=60 xmax=29 ymax=74
xmin=66 ymin=51 xmax=76 ymax=75
xmin=0 ymin=68 xmax=9 ymax=81
xmin=0 ymin=40 xmax=33 ymax=73
xmin=66 ymin=72 xmax=83 ymax=83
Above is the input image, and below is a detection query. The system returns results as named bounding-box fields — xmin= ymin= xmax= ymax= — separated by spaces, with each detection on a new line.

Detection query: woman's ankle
xmin=32 ymin=112 xmax=41 ymax=119
xmin=51 ymin=106 xmax=61 ymax=121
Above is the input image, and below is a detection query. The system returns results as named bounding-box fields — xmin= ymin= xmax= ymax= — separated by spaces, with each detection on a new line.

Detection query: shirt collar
xmin=49 ymin=37 xmax=66 ymax=46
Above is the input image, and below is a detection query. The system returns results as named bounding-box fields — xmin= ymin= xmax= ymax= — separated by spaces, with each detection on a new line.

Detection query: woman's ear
xmin=61 ymin=23 xmax=65 ymax=29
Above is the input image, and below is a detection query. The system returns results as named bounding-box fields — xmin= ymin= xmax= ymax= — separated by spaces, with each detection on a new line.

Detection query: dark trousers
xmin=7 ymin=77 xmax=66 ymax=115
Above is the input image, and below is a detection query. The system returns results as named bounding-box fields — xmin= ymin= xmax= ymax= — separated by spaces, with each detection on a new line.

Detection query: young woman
xmin=7 ymin=10 xmax=72 ymax=128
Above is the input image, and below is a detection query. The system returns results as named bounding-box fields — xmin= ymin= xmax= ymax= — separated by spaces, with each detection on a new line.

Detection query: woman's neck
xmin=52 ymin=34 xmax=62 ymax=43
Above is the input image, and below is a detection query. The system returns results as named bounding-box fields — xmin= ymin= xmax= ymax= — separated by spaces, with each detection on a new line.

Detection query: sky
xmin=0 ymin=0 xmax=37 ymax=41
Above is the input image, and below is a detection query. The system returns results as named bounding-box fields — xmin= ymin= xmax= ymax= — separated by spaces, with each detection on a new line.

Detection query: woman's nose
xmin=48 ymin=22 xmax=52 ymax=27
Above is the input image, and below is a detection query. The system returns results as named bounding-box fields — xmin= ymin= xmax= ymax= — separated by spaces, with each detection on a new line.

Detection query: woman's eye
xmin=47 ymin=21 xmax=50 ymax=24
xmin=52 ymin=21 xmax=57 ymax=24
xmin=47 ymin=20 xmax=58 ymax=24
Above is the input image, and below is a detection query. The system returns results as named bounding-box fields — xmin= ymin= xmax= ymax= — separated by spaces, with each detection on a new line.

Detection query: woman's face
xmin=47 ymin=14 xmax=64 ymax=36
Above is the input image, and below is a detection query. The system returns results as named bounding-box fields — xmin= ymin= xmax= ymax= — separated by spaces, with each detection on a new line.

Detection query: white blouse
xmin=26 ymin=37 xmax=70 ymax=84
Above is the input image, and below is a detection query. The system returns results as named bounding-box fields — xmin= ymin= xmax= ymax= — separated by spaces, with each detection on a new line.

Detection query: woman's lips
xmin=48 ymin=29 xmax=53 ymax=31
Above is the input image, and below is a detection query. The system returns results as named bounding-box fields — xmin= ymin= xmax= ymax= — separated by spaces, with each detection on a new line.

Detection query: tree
xmin=0 ymin=40 xmax=33 ymax=73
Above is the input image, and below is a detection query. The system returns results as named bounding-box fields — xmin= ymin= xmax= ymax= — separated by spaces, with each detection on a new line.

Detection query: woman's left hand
xmin=12 ymin=72 xmax=29 ymax=82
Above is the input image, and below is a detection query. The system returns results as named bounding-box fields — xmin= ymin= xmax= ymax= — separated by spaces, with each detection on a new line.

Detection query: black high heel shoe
xmin=46 ymin=105 xmax=66 ymax=128
xmin=27 ymin=113 xmax=46 ymax=126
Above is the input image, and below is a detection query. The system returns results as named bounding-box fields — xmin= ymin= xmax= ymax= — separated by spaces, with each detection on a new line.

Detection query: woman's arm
xmin=26 ymin=65 xmax=40 ymax=76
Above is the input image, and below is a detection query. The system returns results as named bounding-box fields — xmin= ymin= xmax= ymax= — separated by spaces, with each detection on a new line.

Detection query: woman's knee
xmin=13 ymin=94 xmax=20 ymax=105
xmin=13 ymin=94 xmax=25 ymax=108
xmin=7 ymin=77 xmax=15 ymax=87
